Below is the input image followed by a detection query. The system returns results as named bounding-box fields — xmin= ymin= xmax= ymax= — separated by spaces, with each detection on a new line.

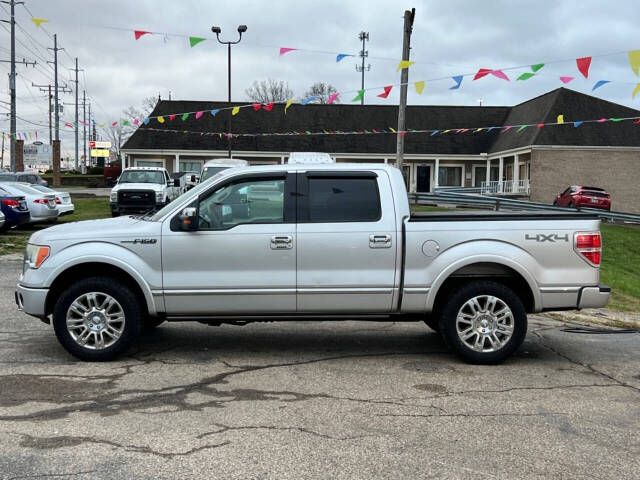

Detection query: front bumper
xmin=578 ymin=285 xmax=610 ymax=309
xmin=110 ymin=202 xmax=163 ymax=214
xmin=15 ymin=283 xmax=49 ymax=317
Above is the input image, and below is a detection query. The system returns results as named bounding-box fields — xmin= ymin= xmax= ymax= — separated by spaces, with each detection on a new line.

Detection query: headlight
xmin=110 ymin=191 xmax=117 ymax=202
xmin=24 ymin=244 xmax=50 ymax=271
xmin=155 ymin=191 xmax=165 ymax=203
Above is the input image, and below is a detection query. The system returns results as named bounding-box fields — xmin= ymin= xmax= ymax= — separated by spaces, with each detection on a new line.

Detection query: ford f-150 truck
xmin=16 ymin=164 xmax=609 ymax=363
xmin=110 ymin=166 xmax=181 ymax=216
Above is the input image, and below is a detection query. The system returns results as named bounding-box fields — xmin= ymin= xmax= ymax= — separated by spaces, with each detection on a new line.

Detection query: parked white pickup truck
xmin=16 ymin=163 xmax=609 ymax=363
xmin=109 ymin=167 xmax=181 ymax=216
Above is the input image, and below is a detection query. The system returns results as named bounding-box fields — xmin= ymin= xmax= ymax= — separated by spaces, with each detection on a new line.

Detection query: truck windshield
xmin=119 ymin=170 xmax=165 ymax=184
xmin=201 ymin=167 xmax=229 ymax=182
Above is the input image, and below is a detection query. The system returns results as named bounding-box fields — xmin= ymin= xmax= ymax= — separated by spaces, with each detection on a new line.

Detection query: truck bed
xmin=409 ymin=211 xmax=600 ymax=222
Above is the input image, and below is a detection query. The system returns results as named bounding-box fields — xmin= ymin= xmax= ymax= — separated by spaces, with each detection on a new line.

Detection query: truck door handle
xmin=271 ymin=235 xmax=293 ymax=250
xmin=369 ymin=234 xmax=392 ymax=248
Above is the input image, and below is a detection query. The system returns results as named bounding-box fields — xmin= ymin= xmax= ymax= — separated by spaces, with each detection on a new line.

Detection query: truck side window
xmin=307 ymin=177 xmax=381 ymax=222
xmin=198 ymin=178 xmax=285 ymax=230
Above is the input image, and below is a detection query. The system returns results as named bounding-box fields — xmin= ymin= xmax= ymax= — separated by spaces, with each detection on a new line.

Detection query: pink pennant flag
xmin=559 ymin=76 xmax=574 ymax=84
xmin=253 ymin=103 xmax=262 ymax=111
xmin=134 ymin=30 xmax=151 ymax=40
xmin=473 ymin=68 xmax=492 ymax=80
xmin=576 ymin=57 xmax=592 ymax=78
xmin=133 ymin=118 xmax=139 ymax=125
xmin=597 ymin=118 xmax=607 ymax=123
xmin=279 ymin=47 xmax=296 ymax=56
xmin=263 ymin=102 xmax=275 ymax=111
xmin=328 ymin=93 xmax=340 ymax=104
xmin=195 ymin=111 xmax=204 ymax=119
xmin=501 ymin=126 xmax=513 ymax=133
xmin=64 ymin=122 xmax=73 ymax=128
xmin=377 ymin=86 xmax=392 ymax=99
xmin=111 ymin=121 xmax=118 ymax=127
xmin=491 ymin=70 xmax=510 ymax=81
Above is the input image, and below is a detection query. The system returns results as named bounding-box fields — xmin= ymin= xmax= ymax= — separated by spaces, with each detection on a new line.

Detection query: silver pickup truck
xmin=15 ymin=164 xmax=609 ymax=363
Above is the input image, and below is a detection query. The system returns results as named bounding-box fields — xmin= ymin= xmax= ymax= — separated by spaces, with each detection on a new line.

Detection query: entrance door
xmin=474 ymin=166 xmax=487 ymax=187
xmin=161 ymin=173 xmax=297 ymax=314
xmin=416 ymin=166 xmax=431 ymax=192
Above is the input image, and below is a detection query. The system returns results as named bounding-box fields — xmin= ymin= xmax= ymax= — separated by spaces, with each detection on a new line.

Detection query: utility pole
xmin=72 ymin=58 xmax=83 ymax=170
xmin=36 ymin=82 xmax=71 ymax=145
xmin=47 ymin=34 xmax=64 ymax=141
xmin=396 ymin=8 xmax=415 ymax=175
xmin=355 ymin=32 xmax=370 ymax=105
xmin=1 ymin=0 xmax=27 ymax=171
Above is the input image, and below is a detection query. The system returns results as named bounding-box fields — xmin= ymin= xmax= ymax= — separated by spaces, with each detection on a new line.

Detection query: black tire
xmin=424 ymin=316 xmax=440 ymax=332
xmin=438 ymin=280 xmax=527 ymax=364
xmin=142 ymin=316 xmax=166 ymax=333
xmin=52 ymin=277 xmax=143 ymax=361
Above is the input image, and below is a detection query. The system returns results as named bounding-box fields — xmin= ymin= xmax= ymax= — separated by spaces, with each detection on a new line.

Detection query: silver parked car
xmin=28 ymin=184 xmax=75 ymax=216
xmin=0 ymin=182 xmax=59 ymax=224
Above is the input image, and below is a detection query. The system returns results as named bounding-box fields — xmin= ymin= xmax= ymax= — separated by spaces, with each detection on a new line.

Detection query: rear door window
xmin=305 ymin=175 xmax=381 ymax=222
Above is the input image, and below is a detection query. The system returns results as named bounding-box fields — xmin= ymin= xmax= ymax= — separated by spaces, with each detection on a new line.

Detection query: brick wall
xmin=530 ymin=148 xmax=640 ymax=213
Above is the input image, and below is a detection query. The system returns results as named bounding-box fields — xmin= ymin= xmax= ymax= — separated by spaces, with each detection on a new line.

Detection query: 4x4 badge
xmin=525 ymin=233 xmax=569 ymax=243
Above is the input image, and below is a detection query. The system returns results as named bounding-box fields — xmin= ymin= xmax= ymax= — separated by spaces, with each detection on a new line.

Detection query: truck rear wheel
xmin=52 ymin=277 xmax=143 ymax=361
xmin=438 ymin=280 xmax=527 ymax=364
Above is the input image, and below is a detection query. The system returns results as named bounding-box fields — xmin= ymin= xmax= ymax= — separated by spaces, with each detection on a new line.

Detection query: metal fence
xmin=409 ymin=191 xmax=640 ymax=224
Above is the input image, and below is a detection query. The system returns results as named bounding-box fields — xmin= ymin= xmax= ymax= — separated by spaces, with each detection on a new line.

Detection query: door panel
xmin=295 ymin=171 xmax=397 ymax=313
xmin=416 ymin=166 xmax=431 ymax=192
xmin=161 ymin=174 xmax=296 ymax=314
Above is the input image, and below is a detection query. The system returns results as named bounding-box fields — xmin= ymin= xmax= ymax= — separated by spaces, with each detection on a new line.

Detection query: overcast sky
xmin=2 ymin=0 xmax=640 ymax=158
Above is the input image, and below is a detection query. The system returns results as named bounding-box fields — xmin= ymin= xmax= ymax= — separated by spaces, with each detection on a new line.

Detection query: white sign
xmin=23 ymin=143 xmax=52 ymax=166
xmin=89 ymin=140 xmax=112 ymax=149
xmin=91 ymin=149 xmax=110 ymax=158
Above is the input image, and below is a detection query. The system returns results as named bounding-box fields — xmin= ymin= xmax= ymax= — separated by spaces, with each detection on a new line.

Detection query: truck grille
xmin=118 ymin=190 xmax=155 ymax=207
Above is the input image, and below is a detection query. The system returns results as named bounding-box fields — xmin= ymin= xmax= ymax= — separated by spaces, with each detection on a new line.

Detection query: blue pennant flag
xmin=301 ymin=96 xmax=316 ymax=105
xmin=143 ymin=117 xmax=150 ymax=125
xmin=450 ymin=75 xmax=463 ymax=90
xmin=211 ymin=109 xmax=220 ymax=116
xmin=573 ymin=121 xmax=583 ymax=128
xmin=592 ymin=80 xmax=611 ymax=91
xmin=430 ymin=130 xmax=440 ymax=136
xmin=336 ymin=53 xmax=351 ymax=62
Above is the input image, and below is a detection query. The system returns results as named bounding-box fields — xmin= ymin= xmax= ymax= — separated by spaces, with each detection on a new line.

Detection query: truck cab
xmin=199 ymin=158 xmax=250 ymax=183
xmin=109 ymin=167 xmax=180 ymax=217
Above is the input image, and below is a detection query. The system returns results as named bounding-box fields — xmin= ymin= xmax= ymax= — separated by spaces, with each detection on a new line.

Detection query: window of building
xmin=307 ymin=177 xmax=380 ymax=222
xmin=438 ymin=166 xmax=463 ymax=187
xmin=137 ymin=160 xmax=163 ymax=168
xmin=179 ymin=161 xmax=203 ymax=173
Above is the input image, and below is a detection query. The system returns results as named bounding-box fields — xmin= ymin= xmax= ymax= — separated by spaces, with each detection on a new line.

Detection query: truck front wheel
xmin=52 ymin=277 xmax=143 ymax=361
xmin=438 ymin=280 xmax=527 ymax=364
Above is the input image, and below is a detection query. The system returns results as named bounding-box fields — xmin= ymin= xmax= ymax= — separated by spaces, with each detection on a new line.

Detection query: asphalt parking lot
xmin=1 ymin=258 xmax=639 ymax=480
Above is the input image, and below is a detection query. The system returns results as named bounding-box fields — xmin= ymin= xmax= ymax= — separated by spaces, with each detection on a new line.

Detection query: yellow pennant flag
xmin=557 ymin=114 xmax=564 ymax=124
xmin=443 ymin=129 xmax=451 ymax=134
xmin=475 ymin=128 xmax=484 ymax=132
xmin=389 ymin=127 xmax=397 ymax=133
xmin=284 ymin=99 xmax=294 ymax=114
xmin=31 ymin=18 xmax=49 ymax=28
xmin=629 ymin=50 xmax=640 ymax=76
xmin=414 ymin=81 xmax=425 ymax=94
xmin=633 ymin=82 xmax=640 ymax=99
xmin=157 ymin=116 xmax=165 ymax=123
xmin=396 ymin=60 xmax=415 ymax=72
xmin=232 ymin=106 xmax=240 ymax=116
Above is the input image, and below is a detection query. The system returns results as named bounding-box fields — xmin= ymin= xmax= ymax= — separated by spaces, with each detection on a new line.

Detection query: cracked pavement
xmin=1 ymin=259 xmax=639 ymax=479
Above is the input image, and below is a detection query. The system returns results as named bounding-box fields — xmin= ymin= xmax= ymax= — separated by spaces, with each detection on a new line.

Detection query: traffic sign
xmin=89 ymin=141 xmax=111 ymax=149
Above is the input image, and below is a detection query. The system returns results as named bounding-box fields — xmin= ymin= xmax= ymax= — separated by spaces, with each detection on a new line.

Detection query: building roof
xmin=122 ymin=88 xmax=640 ymax=156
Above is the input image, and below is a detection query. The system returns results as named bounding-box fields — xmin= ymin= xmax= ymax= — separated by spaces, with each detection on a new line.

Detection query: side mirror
xmin=174 ymin=179 xmax=180 ymax=187
xmin=179 ymin=206 xmax=198 ymax=231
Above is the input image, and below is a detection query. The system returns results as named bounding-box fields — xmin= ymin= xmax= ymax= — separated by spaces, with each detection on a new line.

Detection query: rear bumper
xmin=57 ymin=204 xmax=75 ymax=215
xmin=29 ymin=208 xmax=59 ymax=223
xmin=578 ymin=285 xmax=610 ymax=309
xmin=15 ymin=284 xmax=49 ymax=318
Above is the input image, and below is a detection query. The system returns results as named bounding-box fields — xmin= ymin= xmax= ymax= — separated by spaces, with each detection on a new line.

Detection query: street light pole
xmin=212 ymin=24 xmax=247 ymax=159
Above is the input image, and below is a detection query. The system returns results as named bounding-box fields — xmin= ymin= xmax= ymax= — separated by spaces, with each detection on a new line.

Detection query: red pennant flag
xmin=169 ymin=114 xmax=176 ymax=121
xmin=377 ymin=85 xmax=392 ymax=98
xmin=473 ymin=68 xmax=492 ymax=80
xmin=398 ymin=131 xmax=407 ymax=137
xmin=576 ymin=57 xmax=592 ymax=78
xmin=263 ymin=102 xmax=274 ymax=111
xmin=253 ymin=103 xmax=262 ymax=111
xmin=634 ymin=119 xmax=640 ymax=124
xmin=111 ymin=121 xmax=118 ymax=127
xmin=537 ymin=123 xmax=544 ymax=128
xmin=134 ymin=30 xmax=151 ymax=40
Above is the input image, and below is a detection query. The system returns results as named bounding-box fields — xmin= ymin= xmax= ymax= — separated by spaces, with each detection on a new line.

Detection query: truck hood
xmin=29 ymin=216 xmax=161 ymax=243
xmin=112 ymin=183 xmax=164 ymax=193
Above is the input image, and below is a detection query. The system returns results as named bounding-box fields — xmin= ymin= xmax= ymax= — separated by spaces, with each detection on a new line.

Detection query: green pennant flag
xmin=531 ymin=63 xmax=545 ymax=72
xmin=189 ymin=37 xmax=206 ymax=47
xmin=610 ymin=118 xmax=624 ymax=122
xmin=122 ymin=120 xmax=130 ymax=126
xmin=517 ymin=72 xmax=536 ymax=81
xmin=517 ymin=125 xmax=528 ymax=132
xmin=351 ymin=89 xmax=364 ymax=102
xmin=181 ymin=113 xmax=189 ymax=121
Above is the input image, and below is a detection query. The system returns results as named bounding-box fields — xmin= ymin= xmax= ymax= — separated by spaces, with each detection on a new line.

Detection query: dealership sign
xmin=90 ymin=149 xmax=110 ymax=157
xmin=89 ymin=141 xmax=111 ymax=149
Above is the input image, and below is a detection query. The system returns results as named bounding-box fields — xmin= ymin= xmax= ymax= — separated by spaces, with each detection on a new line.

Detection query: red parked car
xmin=553 ymin=186 xmax=611 ymax=210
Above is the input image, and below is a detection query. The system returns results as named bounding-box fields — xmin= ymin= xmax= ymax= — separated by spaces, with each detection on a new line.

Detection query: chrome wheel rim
xmin=456 ymin=295 xmax=514 ymax=353
xmin=66 ymin=292 xmax=125 ymax=350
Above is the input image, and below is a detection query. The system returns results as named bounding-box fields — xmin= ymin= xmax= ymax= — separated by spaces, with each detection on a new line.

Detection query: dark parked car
xmin=0 ymin=172 xmax=48 ymax=187
xmin=0 ymin=186 xmax=30 ymax=231
xmin=553 ymin=185 xmax=611 ymax=210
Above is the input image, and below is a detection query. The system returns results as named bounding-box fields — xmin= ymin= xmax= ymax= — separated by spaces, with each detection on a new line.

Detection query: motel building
xmin=122 ymin=88 xmax=640 ymax=213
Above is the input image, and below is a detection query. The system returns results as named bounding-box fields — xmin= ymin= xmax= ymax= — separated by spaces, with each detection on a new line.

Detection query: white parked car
xmin=0 ymin=182 xmax=58 ymax=224
xmin=29 ymin=184 xmax=75 ymax=216
xmin=200 ymin=158 xmax=249 ymax=183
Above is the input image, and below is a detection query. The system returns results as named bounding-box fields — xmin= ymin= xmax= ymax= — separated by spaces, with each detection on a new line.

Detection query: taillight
xmin=34 ymin=198 xmax=48 ymax=204
xmin=1 ymin=199 xmax=19 ymax=207
xmin=55 ymin=197 xmax=62 ymax=204
xmin=574 ymin=232 xmax=602 ymax=266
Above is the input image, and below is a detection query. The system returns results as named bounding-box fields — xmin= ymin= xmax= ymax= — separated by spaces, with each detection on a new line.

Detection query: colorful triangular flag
xmin=351 ymin=90 xmax=364 ymax=102
xmin=396 ymin=60 xmax=415 ymax=72
xmin=189 ymin=37 xmax=206 ymax=48
xmin=377 ymin=86 xmax=392 ymax=99
xmin=414 ymin=81 xmax=425 ymax=94
xmin=31 ymin=18 xmax=49 ymax=28
xmin=576 ymin=57 xmax=592 ymax=78
xmin=134 ymin=30 xmax=151 ymax=40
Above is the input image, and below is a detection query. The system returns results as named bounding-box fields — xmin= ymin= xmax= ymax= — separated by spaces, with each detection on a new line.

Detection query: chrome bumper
xmin=578 ymin=285 xmax=610 ymax=309
xmin=15 ymin=284 xmax=48 ymax=317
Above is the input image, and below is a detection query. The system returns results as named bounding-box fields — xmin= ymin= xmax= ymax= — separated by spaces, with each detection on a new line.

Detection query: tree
xmin=245 ymin=79 xmax=294 ymax=103
xmin=304 ymin=82 xmax=339 ymax=103
xmin=101 ymin=96 xmax=158 ymax=158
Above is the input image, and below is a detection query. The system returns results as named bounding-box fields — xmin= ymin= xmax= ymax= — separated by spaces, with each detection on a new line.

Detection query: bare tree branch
xmin=245 ymin=79 xmax=294 ymax=103
xmin=304 ymin=82 xmax=339 ymax=104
